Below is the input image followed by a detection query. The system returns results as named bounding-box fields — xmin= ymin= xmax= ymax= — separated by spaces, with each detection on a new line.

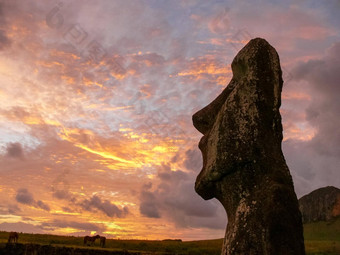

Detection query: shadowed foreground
xmin=0 ymin=225 xmax=340 ymax=255
xmin=0 ymin=233 xmax=222 ymax=255
xmin=0 ymin=243 xmax=141 ymax=255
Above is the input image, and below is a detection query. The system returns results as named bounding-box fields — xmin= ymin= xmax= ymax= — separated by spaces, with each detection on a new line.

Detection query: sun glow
xmin=51 ymin=210 xmax=81 ymax=216
xmin=178 ymin=62 xmax=231 ymax=76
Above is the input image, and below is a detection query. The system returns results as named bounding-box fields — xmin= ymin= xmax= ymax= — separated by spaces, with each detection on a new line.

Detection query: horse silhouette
xmin=99 ymin=236 xmax=106 ymax=247
xmin=8 ymin=232 xmax=19 ymax=243
xmin=83 ymin=235 xmax=100 ymax=246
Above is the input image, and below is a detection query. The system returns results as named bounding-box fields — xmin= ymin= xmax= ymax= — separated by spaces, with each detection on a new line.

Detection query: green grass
xmin=0 ymin=232 xmax=83 ymax=246
xmin=303 ymin=218 xmax=340 ymax=255
xmin=304 ymin=219 xmax=340 ymax=241
xmin=1 ymin=219 xmax=339 ymax=254
xmin=0 ymin=232 xmax=222 ymax=254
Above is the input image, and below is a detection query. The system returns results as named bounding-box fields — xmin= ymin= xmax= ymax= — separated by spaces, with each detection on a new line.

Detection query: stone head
xmin=192 ymin=38 xmax=284 ymax=200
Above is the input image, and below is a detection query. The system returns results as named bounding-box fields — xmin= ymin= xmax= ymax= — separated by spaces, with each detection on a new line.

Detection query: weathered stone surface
xmin=192 ymin=38 xmax=305 ymax=254
xmin=299 ymin=186 xmax=340 ymax=223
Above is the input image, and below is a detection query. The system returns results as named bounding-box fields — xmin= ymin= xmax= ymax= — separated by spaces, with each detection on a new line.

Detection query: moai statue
xmin=193 ymin=38 xmax=305 ymax=255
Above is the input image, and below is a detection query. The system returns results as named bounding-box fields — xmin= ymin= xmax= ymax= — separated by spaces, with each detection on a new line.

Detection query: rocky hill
xmin=299 ymin=186 xmax=340 ymax=223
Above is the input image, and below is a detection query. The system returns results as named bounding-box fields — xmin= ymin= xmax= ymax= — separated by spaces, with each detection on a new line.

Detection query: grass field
xmin=304 ymin=218 xmax=340 ymax=255
xmin=0 ymin=232 xmax=223 ymax=255
xmin=1 ymin=219 xmax=339 ymax=254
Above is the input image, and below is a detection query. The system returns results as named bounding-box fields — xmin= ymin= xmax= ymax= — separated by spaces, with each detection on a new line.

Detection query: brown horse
xmin=83 ymin=235 xmax=100 ymax=246
xmin=8 ymin=232 xmax=19 ymax=243
xmin=99 ymin=236 xmax=106 ymax=248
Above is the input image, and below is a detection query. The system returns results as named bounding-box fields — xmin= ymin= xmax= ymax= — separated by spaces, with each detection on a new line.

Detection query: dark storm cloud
xmin=184 ymin=148 xmax=202 ymax=172
xmin=15 ymin=188 xmax=50 ymax=211
xmin=138 ymin=165 xmax=226 ymax=229
xmin=140 ymin=189 xmax=161 ymax=218
xmin=36 ymin=200 xmax=51 ymax=211
xmin=293 ymin=42 xmax=340 ymax=152
xmin=165 ymin=181 xmax=217 ymax=218
xmin=42 ymin=220 xmax=105 ymax=233
xmin=52 ymin=189 xmax=73 ymax=200
xmin=16 ymin=188 xmax=34 ymax=205
xmin=283 ymin=41 xmax=340 ymax=197
xmin=158 ymin=167 xmax=188 ymax=182
xmin=6 ymin=142 xmax=24 ymax=158
xmin=79 ymin=195 xmax=129 ymax=218
xmin=61 ymin=206 xmax=73 ymax=213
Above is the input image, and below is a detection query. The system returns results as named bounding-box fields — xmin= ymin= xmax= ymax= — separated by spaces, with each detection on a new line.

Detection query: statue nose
xmin=192 ymin=111 xmax=211 ymax=134
xmin=192 ymin=79 xmax=236 ymax=135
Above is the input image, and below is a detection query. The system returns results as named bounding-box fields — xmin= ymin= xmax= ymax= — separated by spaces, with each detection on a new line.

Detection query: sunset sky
xmin=0 ymin=0 xmax=339 ymax=241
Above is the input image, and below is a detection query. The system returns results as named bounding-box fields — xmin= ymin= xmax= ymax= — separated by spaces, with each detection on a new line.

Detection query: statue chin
xmin=195 ymin=176 xmax=215 ymax=200
xmin=194 ymin=160 xmax=219 ymax=200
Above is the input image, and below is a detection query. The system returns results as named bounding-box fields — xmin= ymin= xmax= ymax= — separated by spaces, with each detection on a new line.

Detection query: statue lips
xmin=198 ymin=133 xmax=209 ymax=174
xmin=198 ymin=134 xmax=207 ymax=178
xmin=195 ymin=133 xmax=216 ymax=200
xmin=198 ymin=135 xmax=206 ymax=152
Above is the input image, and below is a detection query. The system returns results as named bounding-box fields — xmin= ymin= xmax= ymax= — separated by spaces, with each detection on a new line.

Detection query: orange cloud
xmin=283 ymin=122 xmax=316 ymax=141
xmin=282 ymin=92 xmax=311 ymax=101
xmin=178 ymin=61 xmax=231 ymax=77
xmin=49 ymin=49 xmax=81 ymax=61
xmin=57 ymin=125 xmax=184 ymax=173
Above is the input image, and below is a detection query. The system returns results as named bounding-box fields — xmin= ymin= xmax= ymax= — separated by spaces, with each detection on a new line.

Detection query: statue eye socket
xmin=231 ymin=58 xmax=248 ymax=80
